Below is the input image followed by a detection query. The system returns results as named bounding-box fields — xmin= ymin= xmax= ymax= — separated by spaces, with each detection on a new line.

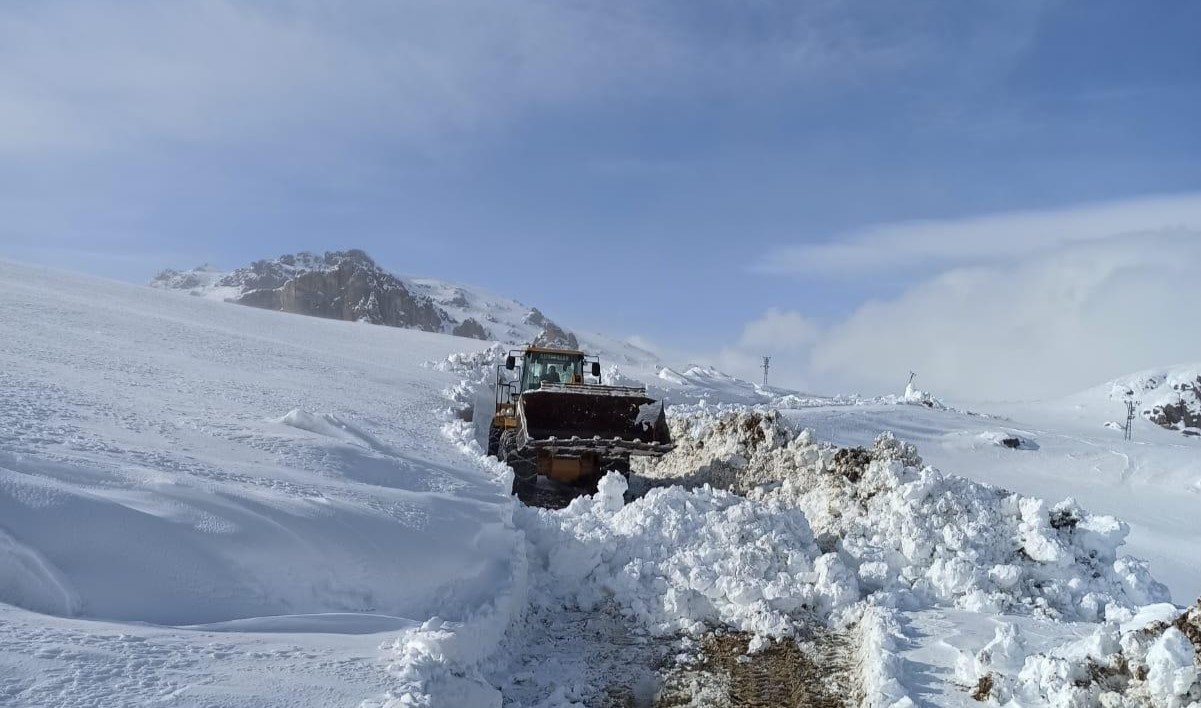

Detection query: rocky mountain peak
xmin=215 ymin=250 xmax=449 ymax=333
xmin=1110 ymin=367 xmax=1201 ymax=438
xmin=148 ymin=250 xmax=592 ymax=348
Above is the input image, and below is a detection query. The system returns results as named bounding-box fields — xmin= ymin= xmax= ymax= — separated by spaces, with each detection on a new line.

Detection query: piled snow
xmin=903 ymin=381 xmax=941 ymax=409
xmin=638 ymin=408 xmax=1169 ymax=621
xmin=854 ymin=605 xmax=913 ymax=708
xmin=655 ymin=365 xmax=782 ymax=405
xmin=428 ymin=343 xmax=509 ymax=376
xmin=956 ymin=602 xmax=1201 ymax=707
xmin=972 ymin=430 xmax=1039 ymax=450
xmin=519 ymin=472 xmax=859 ymax=639
xmin=376 ymin=543 xmax=529 ymax=708
xmin=1146 ymin=627 xmax=1199 ymax=705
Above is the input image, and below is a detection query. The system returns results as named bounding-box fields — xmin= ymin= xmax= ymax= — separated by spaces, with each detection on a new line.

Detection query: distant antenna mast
xmin=1124 ymin=399 xmax=1138 ymax=441
xmin=908 ymin=371 xmax=917 ymax=387
xmin=762 ymin=356 xmax=771 ymax=388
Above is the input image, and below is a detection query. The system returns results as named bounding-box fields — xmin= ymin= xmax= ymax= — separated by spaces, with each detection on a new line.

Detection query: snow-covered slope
xmin=0 ymin=260 xmax=520 ymax=705
xmin=403 ymin=275 xmax=662 ymax=367
xmin=1102 ymin=364 xmax=1201 ymax=437
xmin=6 ymin=259 xmax=1198 ymax=707
xmin=151 ymin=251 xmax=663 ymax=369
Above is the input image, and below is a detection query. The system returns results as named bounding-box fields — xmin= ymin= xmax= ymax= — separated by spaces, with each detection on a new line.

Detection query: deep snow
xmin=776 ymin=399 xmax=1201 ymax=603
xmin=0 ymin=260 xmax=514 ymax=705
xmin=2 ymin=259 xmax=1198 ymax=708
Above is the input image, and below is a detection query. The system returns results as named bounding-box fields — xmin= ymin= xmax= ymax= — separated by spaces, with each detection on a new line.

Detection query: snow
xmin=1105 ymin=364 xmax=1201 ymax=437
xmin=0 ymin=260 xmax=516 ymax=706
xmin=4 ymin=258 xmax=1200 ymax=707
xmin=626 ymin=405 xmax=1198 ymax=706
xmin=777 ymin=401 xmax=1201 ymax=603
xmin=855 ymin=605 xmax=914 ymax=708
xmin=154 ymin=258 xmax=665 ymax=369
xmin=521 ymin=472 xmax=858 ymax=638
xmin=406 ymin=276 xmax=662 ymax=367
xmin=638 ymin=409 xmax=1168 ymax=620
xmin=1146 ymin=628 xmax=1198 ymax=703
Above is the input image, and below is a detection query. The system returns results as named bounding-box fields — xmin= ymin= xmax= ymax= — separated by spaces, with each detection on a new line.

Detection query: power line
xmin=1124 ymin=399 xmax=1138 ymax=441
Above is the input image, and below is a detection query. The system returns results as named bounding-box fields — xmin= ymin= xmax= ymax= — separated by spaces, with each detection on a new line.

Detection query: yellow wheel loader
xmin=487 ymin=346 xmax=673 ymax=492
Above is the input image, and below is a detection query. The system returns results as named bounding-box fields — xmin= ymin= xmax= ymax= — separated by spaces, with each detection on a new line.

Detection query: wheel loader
xmin=487 ymin=346 xmax=673 ymax=491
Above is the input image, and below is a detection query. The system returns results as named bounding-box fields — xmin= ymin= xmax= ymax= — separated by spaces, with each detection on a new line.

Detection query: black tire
xmin=499 ymin=430 xmax=537 ymax=494
xmin=509 ymin=455 xmax=537 ymax=487
xmin=486 ymin=424 xmax=502 ymax=458
xmin=510 ymin=467 xmax=536 ymax=496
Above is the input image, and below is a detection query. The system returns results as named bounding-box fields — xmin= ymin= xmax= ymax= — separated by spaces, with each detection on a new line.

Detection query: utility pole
xmin=762 ymin=356 xmax=771 ymax=388
xmin=1124 ymin=399 xmax=1138 ymax=441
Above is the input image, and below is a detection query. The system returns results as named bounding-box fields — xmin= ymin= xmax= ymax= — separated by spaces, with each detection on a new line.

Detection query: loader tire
xmin=499 ymin=430 xmax=537 ymax=494
xmin=487 ymin=424 xmax=502 ymax=458
xmin=509 ymin=459 xmax=537 ymax=496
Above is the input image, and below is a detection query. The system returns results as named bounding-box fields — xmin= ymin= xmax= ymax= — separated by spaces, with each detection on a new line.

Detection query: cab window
xmin=521 ymin=353 xmax=582 ymax=390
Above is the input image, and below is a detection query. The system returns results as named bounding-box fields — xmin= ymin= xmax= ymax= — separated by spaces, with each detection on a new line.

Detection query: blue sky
xmin=3 ymin=0 xmax=1200 ymax=397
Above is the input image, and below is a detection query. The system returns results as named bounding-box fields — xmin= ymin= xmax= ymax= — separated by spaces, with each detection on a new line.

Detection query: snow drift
xmin=638 ymin=409 xmax=1169 ymax=620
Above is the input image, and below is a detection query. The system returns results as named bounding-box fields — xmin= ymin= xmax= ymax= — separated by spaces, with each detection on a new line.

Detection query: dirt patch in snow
xmin=489 ymin=600 xmax=674 ymax=707
xmin=514 ymin=476 xmax=600 ymax=510
xmin=658 ymin=629 xmax=853 ymax=708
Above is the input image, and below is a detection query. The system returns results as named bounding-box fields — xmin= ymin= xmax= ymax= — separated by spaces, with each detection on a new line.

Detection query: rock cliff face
xmin=451 ymin=318 xmax=490 ymax=340
xmin=1144 ymin=375 xmax=1201 ymax=436
xmin=150 ymin=250 xmax=593 ymax=347
xmin=1110 ymin=367 xmax=1201 ymax=438
xmin=148 ymin=264 xmax=224 ymax=291
xmin=525 ymin=308 xmax=579 ymax=350
xmin=225 ymin=250 xmax=449 ymax=332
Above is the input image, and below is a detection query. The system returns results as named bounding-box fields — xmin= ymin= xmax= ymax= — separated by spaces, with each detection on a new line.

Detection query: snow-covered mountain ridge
xmin=152 ymin=250 xmax=826 ymax=405
xmin=1105 ymin=365 xmax=1201 ymax=437
xmin=151 ymin=249 xmax=603 ymax=354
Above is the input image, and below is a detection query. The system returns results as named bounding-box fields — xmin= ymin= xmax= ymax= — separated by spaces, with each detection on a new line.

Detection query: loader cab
xmin=504 ymin=347 xmax=602 ymax=393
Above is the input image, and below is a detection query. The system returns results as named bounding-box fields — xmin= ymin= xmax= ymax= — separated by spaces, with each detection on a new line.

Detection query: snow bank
xmin=520 ymin=472 xmax=858 ymax=639
xmin=902 ymin=381 xmax=941 ymax=409
xmin=957 ymin=602 xmax=1201 ymax=707
xmin=0 ymin=526 xmax=79 ymax=617
xmin=639 ymin=409 xmax=1169 ymax=621
xmin=0 ymin=261 xmax=526 ymax=706
xmin=854 ymin=605 xmax=915 ymax=708
xmin=376 ymin=539 xmax=529 ymax=708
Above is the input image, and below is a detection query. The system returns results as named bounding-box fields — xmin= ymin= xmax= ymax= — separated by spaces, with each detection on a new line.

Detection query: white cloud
xmin=695 ymin=198 xmax=1201 ymax=401
xmin=709 ymin=308 xmax=822 ymax=391
xmin=0 ymin=1 xmax=663 ymax=155
xmin=759 ymin=193 xmax=1201 ymax=278
xmin=0 ymin=0 xmax=966 ymax=158
xmin=808 ymin=231 xmax=1201 ymax=400
xmin=737 ymin=308 xmax=820 ymax=353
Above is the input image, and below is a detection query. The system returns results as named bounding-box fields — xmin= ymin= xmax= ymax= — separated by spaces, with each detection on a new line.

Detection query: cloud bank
xmin=720 ymin=198 xmax=1201 ymax=401
xmin=2 ymin=0 xmax=985 ymax=159
xmin=758 ymin=193 xmax=1201 ymax=279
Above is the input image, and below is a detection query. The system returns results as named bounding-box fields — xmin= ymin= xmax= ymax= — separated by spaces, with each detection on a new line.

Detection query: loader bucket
xmin=518 ymin=384 xmax=671 ymax=448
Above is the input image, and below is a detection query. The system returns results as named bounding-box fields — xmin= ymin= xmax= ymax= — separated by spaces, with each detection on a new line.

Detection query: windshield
xmin=521 ymin=352 xmax=582 ymax=391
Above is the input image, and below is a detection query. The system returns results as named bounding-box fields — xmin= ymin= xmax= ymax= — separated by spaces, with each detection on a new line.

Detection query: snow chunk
xmin=639 ymin=408 xmax=1169 ymax=620
xmin=1146 ymin=627 xmax=1199 ymax=703
xmin=520 ymin=480 xmax=859 ymax=639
